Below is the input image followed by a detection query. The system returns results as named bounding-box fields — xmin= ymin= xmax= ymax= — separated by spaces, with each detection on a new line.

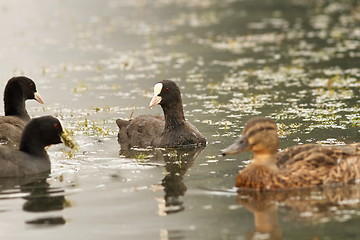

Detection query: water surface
xmin=0 ymin=0 xmax=359 ymax=239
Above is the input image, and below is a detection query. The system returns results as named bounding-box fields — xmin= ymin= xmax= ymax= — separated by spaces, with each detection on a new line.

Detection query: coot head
xmin=34 ymin=116 xmax=64 ymax=145
xmin=19 ymin=116 xmax=64 ymax=155
xmin=149 ymin=80 xmax=182 ymax=109
xmin=4 ymin=76 xmax=44 ymax=104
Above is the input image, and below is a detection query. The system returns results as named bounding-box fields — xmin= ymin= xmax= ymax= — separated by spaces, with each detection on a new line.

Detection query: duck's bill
xmin=60 ymin=130 xmax=78 ymax=150
xmin=34 ymin=92 xmax=45 ymax=104
xmin=149 ymin=95 xmax=162 ymax=109
xmin=221 ymin=136 xmax=249 ymax=156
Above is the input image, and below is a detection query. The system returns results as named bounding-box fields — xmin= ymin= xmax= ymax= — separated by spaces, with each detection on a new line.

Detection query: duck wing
xmin=276 ymin=143 xmax=360 ymax=185
xmin=277 ymin=143 xmax=359 ymax=168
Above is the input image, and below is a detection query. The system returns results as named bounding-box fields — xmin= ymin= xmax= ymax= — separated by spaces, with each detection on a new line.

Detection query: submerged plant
xmin=72 ymin=81 xmax=89 ymax=93
xmin=76 ymin=118 xmax=113 ymax=136
xmin=134 ymin=152 xmax=150 ymax=162
xmin=60 ymin=129 xmax=79 ymax=159
xmin=61 ymin=130 xmax=78 ymax=150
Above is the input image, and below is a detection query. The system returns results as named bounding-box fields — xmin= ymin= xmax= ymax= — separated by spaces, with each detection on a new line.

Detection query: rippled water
xmin=0 ymin=0 xmax=359 ymax=239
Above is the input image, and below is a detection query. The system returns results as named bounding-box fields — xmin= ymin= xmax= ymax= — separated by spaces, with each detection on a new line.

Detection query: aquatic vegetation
xmin=0 ymin=0 xmax=358 ymax=239
xmin=75 ymin=118 xmax=114 ymax=136
xmin=62 ymin=148 xmax=78 ymax=159
xmin=277 ymin=122 xmax=302 ymax=138
xmin=133 ymin=152 xmax=151 ymax=162
xmin=72 ymin=81 xmax=89 ymax=93
xmin=61 ymin=129 xmax=78 ymax=151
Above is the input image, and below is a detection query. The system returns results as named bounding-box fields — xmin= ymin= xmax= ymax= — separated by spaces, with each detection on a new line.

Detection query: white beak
xmin=149 ymin=82 xmax=163 ymax=109
xmin=149 ymin=95 xmax=162 ymax=109
xmin=34 ymin=92 xmax=45 ymax=104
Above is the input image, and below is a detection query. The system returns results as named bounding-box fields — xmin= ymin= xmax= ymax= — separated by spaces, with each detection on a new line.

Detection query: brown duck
xmin=222 ymin=117 xmax=360 ymax=190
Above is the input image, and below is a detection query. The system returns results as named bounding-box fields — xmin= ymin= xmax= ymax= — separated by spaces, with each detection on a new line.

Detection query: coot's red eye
xmin=54 ymin=123 xmax=59 ymax=128
xmin=165 ymin=87 xmax=170 ymax=92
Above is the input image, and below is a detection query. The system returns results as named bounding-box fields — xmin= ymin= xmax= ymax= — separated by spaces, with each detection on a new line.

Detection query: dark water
xmin=0 ymin=0 xmax=359 ymax=239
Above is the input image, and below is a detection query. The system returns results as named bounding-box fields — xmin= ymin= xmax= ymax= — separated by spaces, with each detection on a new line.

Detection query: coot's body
xmin=117 ymin=80 xmax=206 ymax=149
xmin=0 ymin=116 xmax=64 ymax=178
xmin=0 ymin=147 xmax=51 ymax=177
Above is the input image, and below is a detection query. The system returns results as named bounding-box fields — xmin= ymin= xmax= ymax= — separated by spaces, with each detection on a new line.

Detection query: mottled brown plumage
xmin=222 ymin=117 xmax=360 ymax=190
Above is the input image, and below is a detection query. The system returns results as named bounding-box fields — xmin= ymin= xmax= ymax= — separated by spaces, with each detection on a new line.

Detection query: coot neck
xmin=4 ymin=91 xmax=30 ymax=121
xmin=161 ymin=101 xmax=186 ymax=131
xmin=19 ymin=131 xmax=48 ymax=159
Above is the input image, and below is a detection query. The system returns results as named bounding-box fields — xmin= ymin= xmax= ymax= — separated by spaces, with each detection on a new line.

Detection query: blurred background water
xmin=0 ymin=0 xmax=359 ymax=239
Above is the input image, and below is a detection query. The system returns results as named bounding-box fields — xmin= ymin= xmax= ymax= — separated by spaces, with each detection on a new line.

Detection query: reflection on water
xmin=0 ymin=0 xmax=358 ymax=239
xmin=121 ymin=147 xmax=204 ymax=215
xmin=0 ymin=174 xmax=68 ymax=227
xmin=161 ymin=148 xmax=203 ymax=214
xmin=237 ymin=185 xmax=360 ymax=240
xmin=26 ymin=217 xmax=66 ymax=226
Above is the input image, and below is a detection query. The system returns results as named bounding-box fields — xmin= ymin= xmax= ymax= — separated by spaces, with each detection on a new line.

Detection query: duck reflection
xmin=237 ymin=191 xmax=281 ymax=240
xmin=120 ymin=146 xmax=204 ymax=214
xmin=237 ymin=184 xmax=360 ymax=240
xmin=0 ymin=173 xmax=68 ymax=226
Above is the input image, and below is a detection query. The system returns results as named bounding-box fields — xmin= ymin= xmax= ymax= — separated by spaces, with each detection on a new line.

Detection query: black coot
xmin=117 ymin=80 xmax=206 ymax=149
xmin=0 ymin=76 xmax=44 ymax=146
xmin=0 ymin=116 xmax=65 ymax=177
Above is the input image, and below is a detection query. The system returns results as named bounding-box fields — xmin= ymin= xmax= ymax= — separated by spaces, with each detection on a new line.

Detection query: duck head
xmin=222 ymin=117 xmax=279 ymax=158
